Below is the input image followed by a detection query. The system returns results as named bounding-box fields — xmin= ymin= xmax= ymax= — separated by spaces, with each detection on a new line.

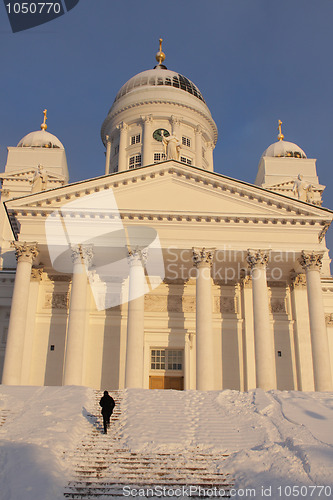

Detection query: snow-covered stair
xmin=0 ymin=409 xmax=10 ymax=427
xmin=63 ymin=391 xmax=234 ymax=499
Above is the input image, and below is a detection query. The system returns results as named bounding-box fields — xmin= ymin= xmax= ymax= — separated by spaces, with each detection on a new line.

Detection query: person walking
xmin=99 ymin=390 xmax=115 ymax=434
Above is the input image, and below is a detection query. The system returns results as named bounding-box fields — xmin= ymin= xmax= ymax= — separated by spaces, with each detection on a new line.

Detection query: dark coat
xmin=99 ymin=394 xmax=115 ymax=415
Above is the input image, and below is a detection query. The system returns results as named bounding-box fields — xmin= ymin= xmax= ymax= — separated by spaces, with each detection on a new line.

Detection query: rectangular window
xmin=131 ymin=134 xmax=141 ymax=145
xmin=182 ymin=136 xmax=191 ymax=147
xmin=129 ymin=154 xmax=142 ymax=169
xmin=202 ymin=147 xmax=205 ymax=158
xmin=180 ymin=156 xmax=192 ymax=166
xmin=154 ymin=152 xmax=167 ymax=163
xmin=151 ymin=349 xmax=166 ymax=370
xmin=167 ymin=350 xmax=183 ymax=370
xmin=151 ymin=349 xmax=183 ymax=371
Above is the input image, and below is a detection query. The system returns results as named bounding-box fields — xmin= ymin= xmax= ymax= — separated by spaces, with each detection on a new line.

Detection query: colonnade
xmin=1 ymin=243 xmax=332 ymax=391
xmin=104 ymin=116 xmax=214 ymax=173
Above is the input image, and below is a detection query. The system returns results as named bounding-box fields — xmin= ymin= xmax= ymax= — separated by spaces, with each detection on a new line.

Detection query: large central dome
xmin=114 ymin=68 xmax=206 ymax=104
xmin=101 ymin=40 xmax=218 ymax=173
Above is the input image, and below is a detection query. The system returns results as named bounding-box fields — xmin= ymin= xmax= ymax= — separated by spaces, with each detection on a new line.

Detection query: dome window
xmin=129 ymin=154 xmax=142 ymax=169
xmin=113 ymin=69 xmax=206 ymax=104
xmin=154 ymin=153 xmax=167 ymax=163
xmin=130 ymin=134 xmax=141 ymax=145
xmin=180 ymin=155 xmax=192 ymax=166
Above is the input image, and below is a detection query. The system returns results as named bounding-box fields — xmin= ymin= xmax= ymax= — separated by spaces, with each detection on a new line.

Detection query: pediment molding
xmin=5 ymin=162 xmax=333 ymax=229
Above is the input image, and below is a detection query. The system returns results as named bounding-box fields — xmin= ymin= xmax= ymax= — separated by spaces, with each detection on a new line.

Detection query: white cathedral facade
xmin=0 ymin=42 xmax=332 ymax=392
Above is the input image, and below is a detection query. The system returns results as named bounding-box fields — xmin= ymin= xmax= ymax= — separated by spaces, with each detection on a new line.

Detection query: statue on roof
xmin=31 ymin=164 xmax=48 ymax=193
xmin=162 ymin=131 xmax=181 ymax=161
xmin=292 ymin=174 xmax=314 ymax=203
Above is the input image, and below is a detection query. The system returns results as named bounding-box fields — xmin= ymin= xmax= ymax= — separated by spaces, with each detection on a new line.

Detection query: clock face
xmin=153 ymin=128 xmax=170 ymax=142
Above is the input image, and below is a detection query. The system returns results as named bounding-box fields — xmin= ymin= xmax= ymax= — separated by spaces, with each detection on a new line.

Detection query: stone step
xmin=64 ymin=481 xmax=233 ymax=498
xmin=0 ymin=410 xmax=10 ymax=427
xmin=64 ymin=391 xmax=234 ymax=499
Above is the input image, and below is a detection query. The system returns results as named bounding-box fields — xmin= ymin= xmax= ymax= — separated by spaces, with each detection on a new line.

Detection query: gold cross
xmin=277 ymin=119 xmax=284 ymax=141
xmin=41 ymin=109 xmax=47 ymax=131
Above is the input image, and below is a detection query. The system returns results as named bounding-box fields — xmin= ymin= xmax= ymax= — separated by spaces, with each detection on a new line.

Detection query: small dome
xmin=262 ymin=140 xmax=306 ymax=159
xmin=113 ymin=68 xmax=206 ymax=104
xmin=17 ymin=130 xmax=64 ymax=149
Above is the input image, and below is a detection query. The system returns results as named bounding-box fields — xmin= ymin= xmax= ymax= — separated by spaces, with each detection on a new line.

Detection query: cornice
xmin=7 ymin=206 xmax=331 ymax=227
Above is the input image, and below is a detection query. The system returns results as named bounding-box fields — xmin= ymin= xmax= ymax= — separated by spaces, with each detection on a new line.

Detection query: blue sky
xmin=0 ymin=0 xmax=333 ymax=251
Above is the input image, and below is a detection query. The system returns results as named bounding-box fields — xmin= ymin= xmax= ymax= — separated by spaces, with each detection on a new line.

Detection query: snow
xmin=1 ymin=386 xmax=333 ymax=499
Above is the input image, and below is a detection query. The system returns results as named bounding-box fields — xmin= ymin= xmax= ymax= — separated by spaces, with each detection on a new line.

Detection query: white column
xmin=299 ymin=251 xmax=332 ymax=391
xmin=247 ymin=250 xmax=276 ymax=390
xmin=21 ymin=267 xmax=43 ymax=384
xmin=2 ymin=242 xmax=39 ymax=385
xmin=142 ymin=115 xmax=153 ymax=166
xmin=194 ymin=125 xmax=203 ymax=169
xmin=105 ymin=135 xmax=112 ymax=175
xmin=206 ymin=141 xmax=214 ymax=172
xmin=63 ymin=245 xmax=92 ymax=386
xmin=117 ymin=122 xmax=128 ymax=172
xmin=193 ymin=247 xmax=215 ymax=390
xmin=125 ymin=248 xmax=147 ymax=388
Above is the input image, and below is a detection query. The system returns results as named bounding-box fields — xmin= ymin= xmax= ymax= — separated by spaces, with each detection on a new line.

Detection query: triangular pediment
xmin=5 ymin=161 xmax=333 ymax=223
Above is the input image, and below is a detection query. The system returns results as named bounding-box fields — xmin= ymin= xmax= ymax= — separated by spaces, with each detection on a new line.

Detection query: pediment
xmin=0 ymin=167 xmax=64 ymax=181
xmin=5 ymin=161 xmax=333 ymax=223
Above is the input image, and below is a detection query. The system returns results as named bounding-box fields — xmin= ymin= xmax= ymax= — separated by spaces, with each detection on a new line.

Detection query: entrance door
xmin=149 ymin=376 xmax=184 ymax=390
xmin=150 ymin=348 xmax=184 ymax=390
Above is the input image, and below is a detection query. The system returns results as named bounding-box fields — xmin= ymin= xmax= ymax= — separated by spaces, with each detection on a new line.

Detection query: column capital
xmin=195 ymin=125 xmax=202 ymax=135
xmin=171 ymin=115 xmax=181 ymax=126
xmin=290 ymin=271 xmax=307 ymax=289
xmin=240 ymin=274 xmax=252 ymax=289
xmin=117 ymin=121 xmax=128 ymax=131
xmin=128 ymin=247 xmax=148 ymax=267
xmin=247 ymin=249 xmax=269 ymax=270
xmin=71 ymin=244 xmax=93 ymax=268
xmin=31 ymin=266 xmax=44 ymax=282
xmin=192 ymin=247 xmax=215 ymax=268
xmin=299 ymin=251 xmax=324 ymax=271
xmin=141 ymin=114 xmax=153 ymax=124
xmin=11 ymin=241 xmax=39 ymax=264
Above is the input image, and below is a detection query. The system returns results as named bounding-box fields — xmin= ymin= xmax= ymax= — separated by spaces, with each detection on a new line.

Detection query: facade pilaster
xmin=117 ymin=121 xmax=128 ymax=172
xmin=299 ymin=251 xmax=332 ymax=391
xmin=142 ymin=115 xmax=153 ymax=166
xmin=171 ymin=115 xmax=181 ymax=137
xmin=63 ymin=245 xmax=93 ymax=386
xmin=105 ymin=135 xmax=112 ymax=175
xmin=289 ymin=273 xmax=314 ymax=391
xmin=240 ymin=275 xmax=256 ymax=390
xmin=247 ymin=250 xmax=276 ymax=390
xmin=206 ymin=141 xmax=214 ymax=172
xmin=125 ymin=248 xmax=147 ymax=388
xmin=192 ymin=247 xmax=215 ymax=390
xmin=2 ymin=242 xmax=39 ymax=385
xmin=194 ymin=126 xmax=203 ymax=169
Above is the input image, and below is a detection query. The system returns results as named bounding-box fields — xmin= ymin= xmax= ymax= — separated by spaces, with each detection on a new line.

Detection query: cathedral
xmin=0 ymin=41 xmax=332 ymax=392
